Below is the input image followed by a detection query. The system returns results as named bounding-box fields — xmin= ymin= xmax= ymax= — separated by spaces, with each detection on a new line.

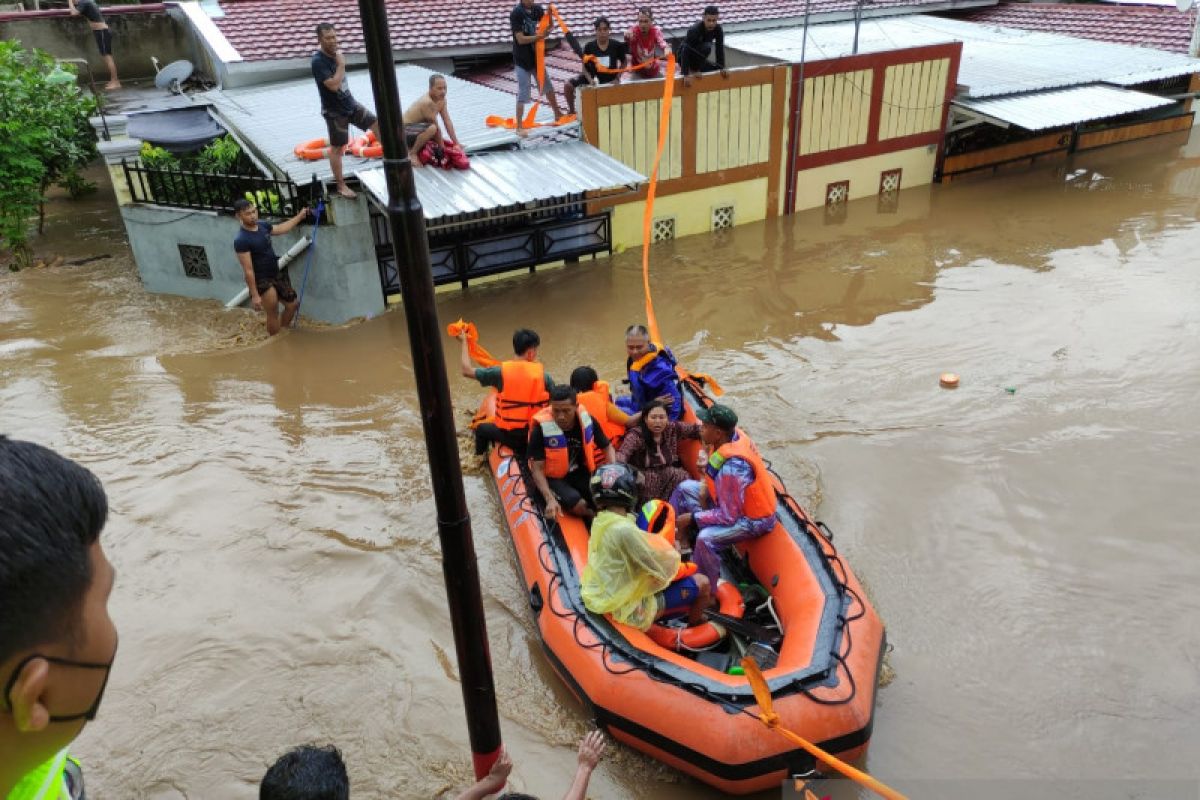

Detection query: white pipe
xmin=224 ymin=235 xmax=310 ymax=308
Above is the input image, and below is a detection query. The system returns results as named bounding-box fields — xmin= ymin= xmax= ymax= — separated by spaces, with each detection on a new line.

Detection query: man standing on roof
xmin=670 ymin=404 xmax=776 ymax=591
xmin=618 ymin=324 xmax=683 ymax=421
xmin=460 ymin=328 xmax=555 ymax=457
xmin=510 ymin=0 xmax=566 ymax=131
xmin=679 ymin=5 xmax=729 ymax=84
xmin=67 ymin=0 xmax=120 ymax=90
xmin=529 ymin=386 xmax=617 ymax=522
xmin=311 ymin=23 xmax=381 ymax=198
xmin=626 ymin=7 xmax=669 ymax=80
xmin=563 ymin=17 xmax=628 ymax=116
xmin=402 ymin=73 xmax=462 ymax=161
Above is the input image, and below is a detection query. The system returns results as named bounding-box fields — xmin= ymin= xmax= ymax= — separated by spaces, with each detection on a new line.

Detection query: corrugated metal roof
xmin=201 ymin=65 xmax=559 ymax=184
xmin=356 ymin=140 xmax=645 ymax=223
xmin=726 ymin=15 xmax=1200 ymax=97
xmin=953 ymin=84 xmax=1176 ymax=130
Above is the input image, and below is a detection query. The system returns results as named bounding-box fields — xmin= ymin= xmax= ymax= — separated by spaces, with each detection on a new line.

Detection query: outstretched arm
xmin=458 ymin=332 xmax=477 ymax=379
xmin=270 ymin=207 xmax=309 ymax=235
xmin=562 ymin=731 xmax=606 ymax=800
xmin=455 ymin=748 xmax=513 ymax=800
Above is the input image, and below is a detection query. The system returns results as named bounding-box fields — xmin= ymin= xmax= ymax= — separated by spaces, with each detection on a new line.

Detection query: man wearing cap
xmin=669 ymin=404 xmax=777 ymax=591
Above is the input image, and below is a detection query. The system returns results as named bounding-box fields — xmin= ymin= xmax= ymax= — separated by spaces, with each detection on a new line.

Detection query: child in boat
xmin=617 ymin=399 xmax=701 ymax=505
xmin=581 ymin=464 xmax=711 ymax=628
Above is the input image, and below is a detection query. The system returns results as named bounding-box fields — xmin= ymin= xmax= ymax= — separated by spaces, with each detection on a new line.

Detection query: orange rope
xmin=446 ymin=319 xmax=500 ymax=368
xmin=740 ymin=658 xmax=908 ymax=800
xmin=640 ymin=53 xmax=675 ymax=345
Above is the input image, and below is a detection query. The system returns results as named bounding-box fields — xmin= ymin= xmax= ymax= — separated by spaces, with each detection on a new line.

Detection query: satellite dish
xmin=154 ymin=59 xmax=195 ymax=94
xmin=1177 ymin=0 xmax=1193 ymax=13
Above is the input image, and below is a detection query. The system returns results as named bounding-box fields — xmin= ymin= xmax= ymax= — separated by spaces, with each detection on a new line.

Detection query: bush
xmin=0 ymin=40 xmax=98 ymax=269
xmin=196 ymin=135 xmax=241 ymax=173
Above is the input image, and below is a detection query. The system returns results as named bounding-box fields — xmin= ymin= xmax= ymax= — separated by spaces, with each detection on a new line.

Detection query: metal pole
xmin=786 ymin=0 xmax=813 ymax=213
xmin=356 ymin=0 xmax=503 ymax=779
xmin=852 ymin=0 xmax=863 ymax=55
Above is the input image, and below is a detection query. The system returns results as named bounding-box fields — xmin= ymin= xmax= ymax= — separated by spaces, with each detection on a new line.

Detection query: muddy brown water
xmin=3 ymin=132 xmax=1199 ymax=799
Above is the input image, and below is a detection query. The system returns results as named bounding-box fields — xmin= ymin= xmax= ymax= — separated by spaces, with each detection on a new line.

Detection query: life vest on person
xmin=532 ymin=406 xmax=600 ymax=479
xmin=495 ymin=360 xmax=550 ymax=431
xmin=10 ymin=749 xmax=84 ymax=800
xmin=577 ymin=381 xmax=625 ymax=445
xmin=703 ymin=433 xmax=777 ymax=520
xmin=627 ymin=342 xmax=680 ymax=416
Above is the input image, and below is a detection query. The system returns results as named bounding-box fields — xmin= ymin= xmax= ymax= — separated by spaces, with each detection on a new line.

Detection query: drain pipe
xmin=785 ymin=0 xmax=813 ymax=214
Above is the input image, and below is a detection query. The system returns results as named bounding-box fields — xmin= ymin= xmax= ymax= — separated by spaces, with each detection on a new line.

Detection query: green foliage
xmin=244 ymin=189 xmax=281 ymax=216
xmin=0 ymin=40 xmax=98 ymax=269
xmin=197 ymin=135 xmax=241 ymax=173
xmin=139 ymin=141 xmax=178 ymax=170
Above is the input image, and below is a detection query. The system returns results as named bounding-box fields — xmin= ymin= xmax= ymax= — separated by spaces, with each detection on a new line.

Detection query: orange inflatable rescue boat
xmin=478 ymin=372 xmax=886 ymax=795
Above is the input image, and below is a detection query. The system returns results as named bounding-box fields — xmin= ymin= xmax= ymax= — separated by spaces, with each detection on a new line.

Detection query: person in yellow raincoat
xmin=581 ymin=464 xmax=711 ymax=630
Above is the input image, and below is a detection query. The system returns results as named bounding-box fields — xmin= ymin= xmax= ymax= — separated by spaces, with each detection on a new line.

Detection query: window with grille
xmin=651 ymin=217 xmax=676 ymax=243
xmin=878 ymin=169 xmax=901 ymax=214
xmin=825 ymin=180 xmax=849 ymax=224
xmin=178 ymin=244 xmax=211 ymax=279
xmin=711 ymin=205 xmax=734 ymax=231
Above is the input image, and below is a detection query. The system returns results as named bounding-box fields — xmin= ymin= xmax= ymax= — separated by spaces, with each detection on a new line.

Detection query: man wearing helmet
xmin=580 ymin=464 xmax=712 ymax=630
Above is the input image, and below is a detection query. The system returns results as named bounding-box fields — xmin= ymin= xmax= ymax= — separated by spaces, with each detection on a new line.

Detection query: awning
xmin=357 ymin=141 xmax=645 ymax=225
xmin=126 ymin=106 xmax=225 ymax=153
xmin=952 ymin=85 xmax=1175 ymax=131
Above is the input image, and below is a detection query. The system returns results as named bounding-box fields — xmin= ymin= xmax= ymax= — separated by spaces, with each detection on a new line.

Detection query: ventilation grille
xmin=711 ymin=205 xmax=734 ymax=231
xmin=651 ymin=216 xmax=676 ymax=243
xmin=178 ymin=244 xmax=211 ymax=280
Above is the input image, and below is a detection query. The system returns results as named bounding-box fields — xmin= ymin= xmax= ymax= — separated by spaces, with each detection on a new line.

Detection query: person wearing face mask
xmin=1 ymin=436 xmax=119 ymax=800
xmin=617 ymin=400 xmax=701 ymax=505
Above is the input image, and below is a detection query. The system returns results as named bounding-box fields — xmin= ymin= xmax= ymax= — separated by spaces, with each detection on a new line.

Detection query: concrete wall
xmin=793 ymin=145 xmax=938 ymax=211
xmin=610 ymin=177 xmax=769 ymax=248
xmin=118 ymin=194 xmax=384 ymax=324
xmin=0 ymin=9 xmax=199 ymax=83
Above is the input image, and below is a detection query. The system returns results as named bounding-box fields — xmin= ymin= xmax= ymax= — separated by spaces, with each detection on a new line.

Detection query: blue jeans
xmin=669 ymin=480 xmax=771 ymax=589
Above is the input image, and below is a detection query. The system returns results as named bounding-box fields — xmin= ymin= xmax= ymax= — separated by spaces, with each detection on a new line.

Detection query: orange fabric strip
xmin=446 ymin=319 xmax=501 ymax=368
xmin=640 ymin=53 xmax=675 ymax=345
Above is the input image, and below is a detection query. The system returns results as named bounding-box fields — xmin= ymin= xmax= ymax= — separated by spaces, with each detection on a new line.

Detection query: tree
xmin=0 ymin=40 xmax=97 ymax=270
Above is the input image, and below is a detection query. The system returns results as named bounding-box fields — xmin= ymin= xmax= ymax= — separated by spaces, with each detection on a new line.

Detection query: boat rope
xmin=742 ymin=657 xmax=908 ymax=799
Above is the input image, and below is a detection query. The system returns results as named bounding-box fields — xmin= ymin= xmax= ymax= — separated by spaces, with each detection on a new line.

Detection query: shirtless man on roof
xmin=401 ymin=74 xmax=461 ymax=158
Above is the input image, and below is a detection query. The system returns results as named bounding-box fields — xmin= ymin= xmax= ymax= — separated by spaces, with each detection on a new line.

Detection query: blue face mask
xmin=3 ymin=638 xmax=117 ymax=724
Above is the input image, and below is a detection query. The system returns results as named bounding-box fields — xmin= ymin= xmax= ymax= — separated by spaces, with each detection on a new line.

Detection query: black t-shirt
xmin=77 ymin=0 xmax=104 ymax=23
xmin=510 ymin=3 xmax=544 ymax=70
xmin=233 ymin=222 xmax=279 ymax=281
xmin=311 ymin=50 xmax=356 ymax=117
xmin=583 ymin=39 xmax=628 ymax=84
xmin=528 ymin=418 xmax=611 ymax=474
xmin=679 ymin=21 xmax=725 ymax=74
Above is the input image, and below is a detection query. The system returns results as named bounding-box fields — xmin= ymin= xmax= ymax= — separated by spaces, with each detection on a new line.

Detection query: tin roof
xmin=356 ymin=140 xmax=645 ymax=224
xmin=725 ymin=15 xmax=1200 ymax=97
xmin=202 ymin=65 xmax=559 ymax=184
xmin=207 ymin=0 xmax=999 ymax=64
xmin=953 ymin=84 xmax=1176 ymax=130
xmin=955 ymin=3 xmax=1197 ymax=56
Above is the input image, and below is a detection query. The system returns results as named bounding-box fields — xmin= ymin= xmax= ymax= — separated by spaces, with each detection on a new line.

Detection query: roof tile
xmin=954 ymin=2 xmax=1196 ymax=55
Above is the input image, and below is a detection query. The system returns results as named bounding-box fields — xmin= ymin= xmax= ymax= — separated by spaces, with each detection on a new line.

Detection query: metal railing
xmin=121 ymin=159 xmax=300 ymax=215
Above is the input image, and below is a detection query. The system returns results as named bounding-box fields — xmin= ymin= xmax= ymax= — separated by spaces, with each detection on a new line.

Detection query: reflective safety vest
xmin=495 ymin=360 xmax=550 ymax=431
xmin=532 ymin=406 xmax=601 ymax=479
xmin=703 ymin=433 xmax=777 ymax=520
xmin=577 ymin=381 xmax=625 ymax=445
xmin=10 ymin=749 xmax=83 ymax=800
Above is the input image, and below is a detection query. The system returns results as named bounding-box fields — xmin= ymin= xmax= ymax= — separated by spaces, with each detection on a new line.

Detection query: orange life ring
xmin=347 ymin=135 xmax=383 ymax=159
xmin=293 ymin=138 xmax=330 ymax=161
xmin=647 ymin=580 xmax=744 ymax=651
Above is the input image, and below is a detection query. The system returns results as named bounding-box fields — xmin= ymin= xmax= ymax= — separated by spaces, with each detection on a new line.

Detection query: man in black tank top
xmin=68 ymin=0 xmax=120 ymax=89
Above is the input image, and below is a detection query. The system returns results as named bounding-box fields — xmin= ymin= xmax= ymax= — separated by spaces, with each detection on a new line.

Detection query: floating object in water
xmin=939 ymin=372 xmax=960 ymax=388
xmin=1005 ymin=386 xmax=1016 ymax=394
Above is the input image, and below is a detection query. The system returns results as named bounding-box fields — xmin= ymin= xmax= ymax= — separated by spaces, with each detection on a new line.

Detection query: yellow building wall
xmin=597 ymin=96 xmax=683 ymax=179
xmin=792 ymin=146 xmax=936 ymax=212
xmin=800 ymin=69 xmax=873 ymax=156
xmin=879 ymin=58 xmax=949 ymax=140
xmin=609 ymin=177 xmax=769 ymax=249
xmin=696 ymin=84 xmax=774 ymax=173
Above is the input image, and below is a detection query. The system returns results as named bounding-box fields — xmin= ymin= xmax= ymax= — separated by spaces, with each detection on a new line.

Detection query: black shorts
xmin=548 ymin=471 xmax=593 ymax=511
xmin=255 ymin=271 xmax=297 ymax=304
xmin=324 ymin=104 xmax=378 ymax=147
xmin=92 ymin=28 xmax=113 ymax=56
xmin=404 ymin=122 xmax=433 ymax=148
xmin=78 ymin=0 xmax=104 ymax=22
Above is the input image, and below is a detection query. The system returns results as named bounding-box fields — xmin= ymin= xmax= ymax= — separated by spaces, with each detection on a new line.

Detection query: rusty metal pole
xmin=355 ymin=0 xmax=503 ymax=779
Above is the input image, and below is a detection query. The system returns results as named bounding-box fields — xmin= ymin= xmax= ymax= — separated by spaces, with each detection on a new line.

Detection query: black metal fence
xmin=121 ymin=160 xmax=301 ymax=216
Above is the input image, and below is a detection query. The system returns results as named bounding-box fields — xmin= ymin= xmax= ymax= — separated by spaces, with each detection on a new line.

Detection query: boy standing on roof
xmin=563 ymin=17 xmax=628 ymax=116
xmin=67 ymin=0 xmax=120 ymax=90
xmin=311 ymin=23 xmax=381 ymax=198
xmin=679 ymin=5 xmax=729 ymax=84
xmin=510 ymin=0 xmax=566 ymax=130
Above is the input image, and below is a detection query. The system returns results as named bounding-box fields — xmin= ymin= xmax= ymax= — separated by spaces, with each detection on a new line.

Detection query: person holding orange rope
xmin=458 ymin=327 xmax=554 ymax=457
xmin=563 ymin=17 xmax=628 ymax=116
xmin=625 ymin=7 xmax=669 ymax=80
xmin=510 ymin=0 xmax=565 ymax=133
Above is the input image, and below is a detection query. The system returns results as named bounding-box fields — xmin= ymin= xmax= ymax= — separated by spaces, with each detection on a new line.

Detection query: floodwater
xmin=3 ymin=129 xmax=1199 ymax=799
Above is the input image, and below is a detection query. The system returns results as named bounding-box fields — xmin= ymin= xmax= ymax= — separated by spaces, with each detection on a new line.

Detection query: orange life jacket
xmin=703 ymin=433 xmax=777 ymax=520
xmin=577 ymin=381 xmax=625 ymax=446
xmin=495 ymin=360 xmax=550 ymax=431
xmin=532 ymin=406 xmax=601 ymax=479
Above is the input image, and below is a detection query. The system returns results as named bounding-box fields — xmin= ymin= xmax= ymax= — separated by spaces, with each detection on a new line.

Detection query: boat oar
xmin=740 ymin=657 xmax=908 ymax=800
